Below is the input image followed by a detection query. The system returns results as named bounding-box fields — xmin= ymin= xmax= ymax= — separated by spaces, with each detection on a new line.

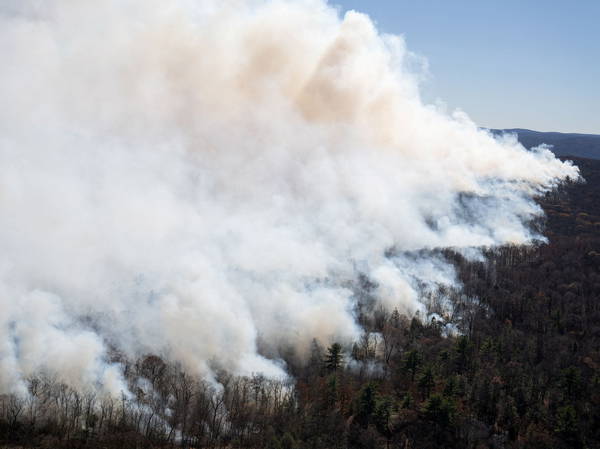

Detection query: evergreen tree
xmin=422 ymin=394 xmax=455 ymax=428
xmin=417 ymin=366 xmax=435 ymax=399
xmin=454 ymin=335 xmax=471 ymax=373
xmin=555 ymin=405 xmax=581 ymax=448
xmin=325 ymin=343 xmax=344 ymax=372
xmin=355 ymin=383 xmax=377 ymax=428
xmin=403 ymin=349 xmax=421 ymax=381
xmin=373 ymin=396 xmax=392 ymax=439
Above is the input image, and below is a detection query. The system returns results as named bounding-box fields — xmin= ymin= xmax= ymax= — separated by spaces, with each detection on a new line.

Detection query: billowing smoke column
xmin=0 ymin=0 xmax=577 ymax=395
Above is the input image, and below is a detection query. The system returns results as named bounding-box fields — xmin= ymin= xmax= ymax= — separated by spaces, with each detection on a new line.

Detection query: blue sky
xmin=332 ymin=0 xmax=599 ymax=134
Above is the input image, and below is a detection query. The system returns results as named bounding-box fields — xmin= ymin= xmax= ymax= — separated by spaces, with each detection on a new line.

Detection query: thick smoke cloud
xmin=0 ymin=0 xmax=577 ymax=395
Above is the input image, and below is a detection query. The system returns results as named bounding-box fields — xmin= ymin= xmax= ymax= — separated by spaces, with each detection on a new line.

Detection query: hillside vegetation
xmin=490 ymin=129 xmax=600 ymax=160
xmin=1 ymin=157 xmax=599 ymax=448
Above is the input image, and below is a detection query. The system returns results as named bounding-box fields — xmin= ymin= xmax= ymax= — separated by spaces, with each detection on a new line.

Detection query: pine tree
xmin=422 ymin=394 xmax=455 ymax=428
xmin=324 ymin=343 xmax=344 ymax=372
xmin=417 ymin=366 xmax=435 ymax=399
xmin=403 ymin=349 xmax=421 ymax=381
xmin=355 ymin=383 xmax=377 ymax=428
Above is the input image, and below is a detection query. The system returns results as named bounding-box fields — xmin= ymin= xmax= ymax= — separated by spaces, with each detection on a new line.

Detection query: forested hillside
xmin=1 ymin=157 xmax=599 ymax=449
xmin=489 ymin=129 xmax=600 ymax=160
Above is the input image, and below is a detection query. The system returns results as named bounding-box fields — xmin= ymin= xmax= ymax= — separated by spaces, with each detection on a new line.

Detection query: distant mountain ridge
xmin=488 ymin=128 xmax=600 ymax=160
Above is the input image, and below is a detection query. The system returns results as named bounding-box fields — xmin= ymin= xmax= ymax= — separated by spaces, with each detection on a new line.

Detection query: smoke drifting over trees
xmin=0 ymin=0 xmax=577 ymax=397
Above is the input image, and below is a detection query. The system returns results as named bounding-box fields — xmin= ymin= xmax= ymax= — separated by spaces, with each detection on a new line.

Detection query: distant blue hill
xmin=488 ymin=128 xmax=600 ymax=160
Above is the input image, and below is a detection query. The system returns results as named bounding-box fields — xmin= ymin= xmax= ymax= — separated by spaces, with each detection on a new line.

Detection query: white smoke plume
xmin=0 ymin=0 xmax=578 ymax=395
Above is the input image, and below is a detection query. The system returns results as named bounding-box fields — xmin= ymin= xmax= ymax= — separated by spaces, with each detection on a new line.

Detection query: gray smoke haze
xmin=0 ymin=0 xmax=578 ymax=395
